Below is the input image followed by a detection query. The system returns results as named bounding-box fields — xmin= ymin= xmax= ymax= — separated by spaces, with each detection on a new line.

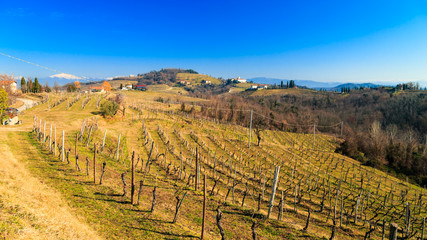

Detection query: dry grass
xmin=176 ymin=73 xmax=222 ymax=85
xmin=0 ymin=129 xmax=101 ymax=239
xmin=121 ymin=90 xmax=206 ymax=103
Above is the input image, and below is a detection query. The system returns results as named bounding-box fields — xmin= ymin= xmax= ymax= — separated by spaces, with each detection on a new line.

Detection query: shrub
xmin=100 ymin=100 xmax=119 ymax=117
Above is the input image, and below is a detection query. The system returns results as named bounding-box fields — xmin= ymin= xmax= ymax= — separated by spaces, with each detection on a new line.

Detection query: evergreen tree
xmin=280 ymin=81 xmax=284 ymax=88
xmin=33 ymin=77 xmax=40 ymax=93
xmin=20 ymin=77 xmax=26 ymax=93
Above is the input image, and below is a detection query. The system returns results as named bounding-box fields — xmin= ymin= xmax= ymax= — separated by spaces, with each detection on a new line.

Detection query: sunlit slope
xmin=12 ymin=91 xmax=426 ymax=239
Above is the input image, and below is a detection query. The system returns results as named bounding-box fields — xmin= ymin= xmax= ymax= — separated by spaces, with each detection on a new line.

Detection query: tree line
xmin=20 ymin=77 xmax=54 ymax=93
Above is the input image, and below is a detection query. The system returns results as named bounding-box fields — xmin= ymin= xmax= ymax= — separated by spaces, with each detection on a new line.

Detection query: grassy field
xmin=1 ymin=90 xmax=425 ymax=239
xmin=0 ymin=128 xmax=101 ymax=239
xmin=122 ymin=89 xmax=206 ymax=103
xmin=176 ymin=73 xmax=222 ymax=85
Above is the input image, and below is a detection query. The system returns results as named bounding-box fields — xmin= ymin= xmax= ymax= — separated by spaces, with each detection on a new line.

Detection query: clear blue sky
xmin=1 ymin=0 xmax=427 ymax=83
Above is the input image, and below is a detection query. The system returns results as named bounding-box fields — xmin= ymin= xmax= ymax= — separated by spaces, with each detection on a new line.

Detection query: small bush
xmin=100 ymin=100 xmax=119 ymax=117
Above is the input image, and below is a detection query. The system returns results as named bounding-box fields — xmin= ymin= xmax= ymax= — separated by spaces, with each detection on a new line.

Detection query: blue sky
xmin=1 ymin=0 xmax=427 ymax=84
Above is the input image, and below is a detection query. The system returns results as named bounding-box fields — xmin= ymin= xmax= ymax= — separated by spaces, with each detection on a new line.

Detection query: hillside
xmin=176 ymin=73 xmax=222 ymax=85
xmin=1 ymin=89 xmax=426 ymax=239
xmin=247 ymin=87 xmax=325 ymax=96
xmin=111 ymin=68 xmax=203 ymax=87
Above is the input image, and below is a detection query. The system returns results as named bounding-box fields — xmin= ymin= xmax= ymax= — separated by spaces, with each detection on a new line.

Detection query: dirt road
xmin=16 ymin=98 xmax=38 ymax=112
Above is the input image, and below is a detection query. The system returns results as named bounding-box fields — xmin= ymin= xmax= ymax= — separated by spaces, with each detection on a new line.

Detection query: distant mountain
xmin=38 ymin=74 xmax=106 ymax=86
xmin=248 ymin=77 xmax=391 ymax=90
xmin=330 ymin=83 xmax=382 ymax=91
xmin=248 ymin=77 xmax=341 ymax=89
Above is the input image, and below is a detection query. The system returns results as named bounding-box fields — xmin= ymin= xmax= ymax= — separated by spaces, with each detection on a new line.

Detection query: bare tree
xmin=0 ymin=73 xmax=17 ymax=105
xmin=386 ymin=124 xmax=398 ymax=144
xmin=53 ymin=81 xmax=60 ymax=93
xmin=114 ymin=93 xmax=126 ymax=105
xmin=370 ymin=120 xmax=382 ymax=146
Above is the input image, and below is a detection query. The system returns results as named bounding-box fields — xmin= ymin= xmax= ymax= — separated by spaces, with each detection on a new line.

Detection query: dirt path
xmin=0 ymin=129 xmax=102 ymax=239
xmin=16 ymin=98 xmax=38 ymax=112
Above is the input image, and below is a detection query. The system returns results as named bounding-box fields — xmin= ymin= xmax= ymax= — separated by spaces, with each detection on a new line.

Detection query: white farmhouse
xmin=232 ymin=76 xmax=247 ymax=83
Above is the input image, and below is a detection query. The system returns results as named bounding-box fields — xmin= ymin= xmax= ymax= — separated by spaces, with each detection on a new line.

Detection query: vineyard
xmin=8 ymin=91 xmax=427 ymax=239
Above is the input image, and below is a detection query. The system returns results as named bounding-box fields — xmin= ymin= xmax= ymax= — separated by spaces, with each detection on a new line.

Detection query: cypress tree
xmin=20 ymin=77 xmax=26 ymax=93
xmin=34 ymin=77 xmax=40 ymax=93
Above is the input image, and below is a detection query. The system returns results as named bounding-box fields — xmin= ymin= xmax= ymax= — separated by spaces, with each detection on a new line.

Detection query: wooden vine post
xmin=43 ymin=120 xmax=46 ymax=143
xmin=93 ymin=143 xmax=96 ymax=184
xmin=422 ymin=217 xmax=425 ymax=240
xmin=49 ymin=124 xmax=52 ymax=152
xmin=86 ymin=126 xmax=93 ymax=147
xmin=267 ymin=165 xmax=280 ymax=218
xmin=131 ymin=151 xmax=136 ymax=205
xmin=195 ymin=147 xmax=199 ymax=191
xmin=115 ymin=134 xmax=121 ymax=160
xmin=101 ymin=129 xmax=107 ymax=152
xmin=61 ymin=130 xmax=65 ymax=162
xmin=248 ymin=109 xmax=253 ymax=149
xmin=75 ymin=133 xmax=78 ymax=157
xmin=201 ymin=174 xmax=207 ymax=239
xmin=54 ymin=126 xmax=57 ymax=156
xmin=38 ymin=116 xmax=41 ymax=132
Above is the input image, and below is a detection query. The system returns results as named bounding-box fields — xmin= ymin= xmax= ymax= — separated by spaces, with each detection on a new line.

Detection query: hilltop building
xmin=232 ymin=76 xmax=247 ymax=83
xmin=249 ymin=84 xmax=268 ymax=90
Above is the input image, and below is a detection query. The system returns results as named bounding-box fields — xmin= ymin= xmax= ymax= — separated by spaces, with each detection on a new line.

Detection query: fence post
xmin=248 ymin=109 xmax=253 ymax=149
xmin=115 ymin=134 xmax=121 ymax=160
xmin=54 ymin=126 xmax=57 ymax=156
xmin=131 ymin=151 xmax=135 ymax=204
xmin=201 ymin=174 xmax=207 ymax=239
xmin=93 ymin=143 xmax=96 ymax=184
xmin=101 ymin=129 xmax=107 ymax=152
xmin=61 ymin=130 xmax=65 ymax=162
xmin=49 ymin=124 xmax=52 ymax=152
xmin=195 ymin=147 xmax=199 ymax=191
